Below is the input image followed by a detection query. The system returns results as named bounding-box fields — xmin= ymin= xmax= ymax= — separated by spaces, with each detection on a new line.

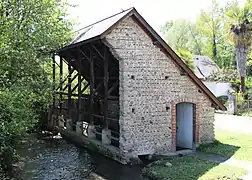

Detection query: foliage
xmin=225 ymin=0 xmax=252 ymax=93
xmin=161 ymin=20 xmax=196 ymax=53
xmin=161 ymin=0 xmax=252 ymax=90
xmin=176 ymin=48 xmax=195 ymax=71
xmin=0 ymin=0 xmax=73 ymax=173
xmin=217 ymin=95 xmax=228 ymax=105
xmin=246 ymin=59 xmax=252 ymax=76
xmin=207 ymin=68 xmax=238 ymax=82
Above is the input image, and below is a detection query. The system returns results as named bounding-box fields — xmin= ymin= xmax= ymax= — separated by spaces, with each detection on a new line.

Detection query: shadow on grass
xmin=142 ymin=141 xmax=241 ymax=180
xmin=197 ymin=140 xmax=240 ymax=160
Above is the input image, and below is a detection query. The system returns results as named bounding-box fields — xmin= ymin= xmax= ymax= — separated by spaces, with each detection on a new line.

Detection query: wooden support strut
xmin=103 ymin=46 xmax=109 ymax=129
xmin=68 ymin=60 xmax=72 ymax=118
xmin=81 ymin=81 xmax=89 ymax=94
xmin=91 ymin=44 xmax=105 ymax=60
xmin=94 ymin=81 xmax=103 ymax=94
xmin=56 ymin=68 xmax=75 ymax=91
xmin=77 ymin=59 xmax=82 ymax=123
xmin=52 ymin=54 xmax=56 ymax=109
xmin=90 ymin=48 xmax=94 ymax=125
xmin=59 ymin=56 xmax=63 ymax=114
xmin=62 ymin=73 xmax=77 ymax=92
xmin=70 ymin=74 xmax=82 ymax=93
xmin=108 ymin=80 xmax=119 ymax=95
xmin=78 ymin=47 xmax=90 ymax=62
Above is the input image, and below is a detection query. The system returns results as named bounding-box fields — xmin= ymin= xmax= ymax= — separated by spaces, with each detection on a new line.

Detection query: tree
xmin=225 ymin=0 xmax=252 ymax=94
xmin=176 ymin=48 xmax=195 ymax=71
xmin=161 ymin=19 xmax=201 ymax=54
xmin=0 ymin=0 xmax=73 ymax=171
xmin=195 ymin=0 xmax=223 ymax=60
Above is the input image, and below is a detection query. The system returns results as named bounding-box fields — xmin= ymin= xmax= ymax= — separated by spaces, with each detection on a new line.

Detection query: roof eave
xmin=56 ymin=35 xmax=101 ymax=54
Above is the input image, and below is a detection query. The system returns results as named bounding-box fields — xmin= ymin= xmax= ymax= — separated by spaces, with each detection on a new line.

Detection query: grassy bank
xmin=197 ymin=129 xmax=252 ymax=161
xmin=142 ymin=156 xmax=246 ymax=180
xmin=142 ymin=129 xmax=251 ymax=179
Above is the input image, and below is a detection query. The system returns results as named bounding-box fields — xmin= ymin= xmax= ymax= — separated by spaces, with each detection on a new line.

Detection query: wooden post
xmin=103 ymin=46 xmax=109 ymax=129
xmin=68 ymin=60 xmax=72 ymax=119
xmin=52 ymin=54 xmax=56 ymax=109
xmin=90 ymin=49 xmax=94 ymax=125
xmin=78 ymin=64 xmax=82 ymax=122
xmin=59 ymin=56 xmax=63 ymax=114
xmin=52 ymin=54 xmax=56 ymax=128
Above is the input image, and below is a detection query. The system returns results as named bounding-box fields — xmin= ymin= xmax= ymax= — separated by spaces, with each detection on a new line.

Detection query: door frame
xmin=171 ymin=99 xmax=200 ymax=152
xmin=176 ymin=102 xmax=194 ymax=150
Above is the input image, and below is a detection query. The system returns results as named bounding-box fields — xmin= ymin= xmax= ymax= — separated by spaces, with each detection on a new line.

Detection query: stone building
xmin=55 ymin=7 xmax=226 ymax=164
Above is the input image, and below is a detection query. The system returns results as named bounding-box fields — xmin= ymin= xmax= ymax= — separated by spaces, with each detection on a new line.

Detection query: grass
xmin=142 ymin=156 xmax=246 ymax=180
xmin=197 ymin=129 xmax=252 ymax=161
xmin=240 ymin=111 xmax=252 ymax=117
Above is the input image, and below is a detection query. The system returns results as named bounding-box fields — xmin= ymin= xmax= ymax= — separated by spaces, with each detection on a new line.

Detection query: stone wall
xmin=104 ymin=17 xmax=215 ymax=156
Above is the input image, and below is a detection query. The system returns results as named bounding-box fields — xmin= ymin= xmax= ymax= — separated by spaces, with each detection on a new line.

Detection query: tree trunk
xmin=236 ymin=46 xmax=248 ymax=95
xmin=240 ymin=76 xmax=245 ymax=95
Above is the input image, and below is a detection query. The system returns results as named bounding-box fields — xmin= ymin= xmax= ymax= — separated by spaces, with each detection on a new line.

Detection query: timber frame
xmin=52 ymin=40 xmax=120 ymax=147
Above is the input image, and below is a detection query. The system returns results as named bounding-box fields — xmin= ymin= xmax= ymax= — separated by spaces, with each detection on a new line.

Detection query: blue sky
xmin=67 ymin=0 xmax=246 ymax=35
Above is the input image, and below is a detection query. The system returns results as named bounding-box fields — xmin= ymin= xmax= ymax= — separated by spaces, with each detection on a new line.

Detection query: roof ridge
xmin=72 ymin=7 xmax=134 ymax=35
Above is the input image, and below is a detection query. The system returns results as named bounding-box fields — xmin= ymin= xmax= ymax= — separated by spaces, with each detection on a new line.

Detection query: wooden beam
xmin=78 ymin=47 xmax=90 ymax=62
xmin=66 ymin=73 xmax=80 ymax=92
xmin=94 ymin=81 xmax=103 ymax=94
xmin=77 ymin=67 xmax=82 ymax=122
xmin=81 ymin=82 xmax=90 ymax=94
xmin=92 ymin=114 xmax=118 ymax=122
xmin=56 ymin=92 xmax=88 ymax=97
xmin=108 ymin=80 xmax=119 ymax=95
xmin=91 ymin=44 xmax=105 ymax=60
xmin=68 ymin=60 xmax=72 ymax=118
xmin=56 ymin=68 xmax=74 ymax=91
xmin=59 ymin=56 xmax=63 ymax=114
xmin=52 ymin=54 xmax=56 ymax=108
xmin=90 ymin=49 xmax=94 ymax=125
xmin=103 ymin=46 xmax=109 ymax=129
xmin=96 ymin=77 xmax=118 ymax=80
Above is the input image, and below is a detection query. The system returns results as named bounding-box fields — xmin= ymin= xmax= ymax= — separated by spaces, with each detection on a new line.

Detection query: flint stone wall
xmin=104 ymin=17 xmax=215 ymax=156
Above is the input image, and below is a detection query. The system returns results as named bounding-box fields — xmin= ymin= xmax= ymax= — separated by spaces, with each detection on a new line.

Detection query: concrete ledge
xmin=59 ymin=129 xmax=141 ymax=165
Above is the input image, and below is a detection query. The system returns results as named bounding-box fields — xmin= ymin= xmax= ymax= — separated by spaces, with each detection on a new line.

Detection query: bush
xmin=217 ymin=96 xmax=228 ymax=105
xmin=0 ymin=89 xmax=37 ymax=142
xmin=0 ymin=87 xmax=50 ymax=172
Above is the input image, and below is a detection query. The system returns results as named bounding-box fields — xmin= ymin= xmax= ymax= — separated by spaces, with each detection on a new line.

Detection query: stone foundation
xmin=60 ymin=129 xmax=141 ymax=165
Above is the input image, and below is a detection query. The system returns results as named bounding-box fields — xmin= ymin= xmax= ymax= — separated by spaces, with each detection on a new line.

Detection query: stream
xmin=16 ymin=134 xmax=145 ymax=180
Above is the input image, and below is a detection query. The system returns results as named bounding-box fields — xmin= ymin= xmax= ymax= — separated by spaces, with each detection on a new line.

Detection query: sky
xmin=67 ymin=0 xmax=246 ymax=35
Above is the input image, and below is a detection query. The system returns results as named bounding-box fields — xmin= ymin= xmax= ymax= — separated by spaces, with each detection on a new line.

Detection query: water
xmin=16 ymin=135 xmax=144 ymax=180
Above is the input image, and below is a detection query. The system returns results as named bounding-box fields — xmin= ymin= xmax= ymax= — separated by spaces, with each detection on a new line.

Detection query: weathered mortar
xmin=104 ymin=17 xmax=215 ymax=156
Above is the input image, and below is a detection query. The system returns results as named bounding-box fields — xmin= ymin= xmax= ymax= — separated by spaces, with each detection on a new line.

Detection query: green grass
xmin=198 ymin=129 xmax=252 ymax=161
xmin=240 ymin=111 xmax=252 ymax=117
xmin=142 ymin=156 xmax=246 ymax=180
